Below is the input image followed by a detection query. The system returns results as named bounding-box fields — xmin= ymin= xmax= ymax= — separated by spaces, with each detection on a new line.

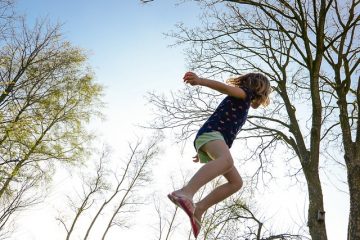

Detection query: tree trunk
xmin=305 ymin=58 xmax=327 ymax=239
xmin=335 ymin=72 xmax=359 ymax=239
xmin=347 ymin=151 xmax=360 ymax=240
xmin=303 ymin=163 xmax=327 ymax=240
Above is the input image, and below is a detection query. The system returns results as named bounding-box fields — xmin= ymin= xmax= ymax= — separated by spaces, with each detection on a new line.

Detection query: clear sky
xmin=16 ymin=0 xmax=200 ymax=142
xmin=12 ymin=1 xmax=349 ymax=240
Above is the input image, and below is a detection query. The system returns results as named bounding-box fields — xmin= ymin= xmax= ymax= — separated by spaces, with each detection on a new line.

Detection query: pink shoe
xmin=167 ymin=192 xmax=201 ymax=238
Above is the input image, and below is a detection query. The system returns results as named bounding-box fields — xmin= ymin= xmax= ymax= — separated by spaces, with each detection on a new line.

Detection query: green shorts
xmin=194 ymin=131 xmax=225 ymax=163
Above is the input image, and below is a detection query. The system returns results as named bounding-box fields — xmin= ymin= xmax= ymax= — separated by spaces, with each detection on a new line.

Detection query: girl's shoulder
xmin=238 ymin=86 xmax=254 ymax=100
xmin=225 ymin=87 xmax=254 ymax=103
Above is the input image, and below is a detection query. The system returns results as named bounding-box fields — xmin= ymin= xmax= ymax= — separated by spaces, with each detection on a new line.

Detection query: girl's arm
xmin=183 ymin=72 xmax=246 ymax=99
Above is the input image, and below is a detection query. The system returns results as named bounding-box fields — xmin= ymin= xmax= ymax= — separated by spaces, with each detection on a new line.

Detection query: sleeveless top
xmin=194 ymin=87 xmax=254 ymax=148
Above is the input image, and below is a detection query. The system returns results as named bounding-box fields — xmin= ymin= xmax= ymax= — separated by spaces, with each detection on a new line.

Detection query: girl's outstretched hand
xmin=183 ymin=72 xmax=202 ymax=86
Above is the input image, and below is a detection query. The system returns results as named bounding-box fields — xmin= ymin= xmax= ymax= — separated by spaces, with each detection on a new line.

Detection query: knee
xmin=234 ymin=176 xmax=243 ymax=190
xmin=229 ymin=173 xmax=243 ymax=192
xmin=231 ymin=175 xmax=243 ymax=191
xmin=222 ymin=155 xmax=234 ymax=171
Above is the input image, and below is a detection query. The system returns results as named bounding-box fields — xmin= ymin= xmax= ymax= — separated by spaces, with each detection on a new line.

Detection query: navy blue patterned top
xmin=194 ymin=87 xmax=254 ymax=148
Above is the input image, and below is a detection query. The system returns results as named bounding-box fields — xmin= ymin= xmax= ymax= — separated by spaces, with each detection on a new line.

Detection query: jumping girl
xmin=168 ymin=71 xmax=271 ymax=238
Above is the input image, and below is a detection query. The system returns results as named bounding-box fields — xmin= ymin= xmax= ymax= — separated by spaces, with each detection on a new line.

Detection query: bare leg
xmin=173 ymin=140 xmax=234 ymax=199
xmin=194 ymin=166 xmax=243 ymax=221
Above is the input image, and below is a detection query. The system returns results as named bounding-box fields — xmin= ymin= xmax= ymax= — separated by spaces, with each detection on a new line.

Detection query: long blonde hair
xmin=227 ymin=73 xmax=271 ymax=106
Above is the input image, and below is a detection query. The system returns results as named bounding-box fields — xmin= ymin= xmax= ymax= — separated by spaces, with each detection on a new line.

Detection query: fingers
xmin=192 ymin=154 xmax=199 ymax=163
xmin=183 ymin=72 xmax=195 ymax=80
xmin=183 ymin=71 xmax=194 ymax=78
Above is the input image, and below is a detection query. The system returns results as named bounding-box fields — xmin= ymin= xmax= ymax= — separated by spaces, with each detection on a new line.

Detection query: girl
xmin=168 ymin=71 xmax=271 ymax=238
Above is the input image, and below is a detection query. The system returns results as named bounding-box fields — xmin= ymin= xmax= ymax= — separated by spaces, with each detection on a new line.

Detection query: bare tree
xmin=57 ymin=134 xmax=162 ymax=240
xmin=143 ymin=0 xmax=359 ymax=239
xmin=0 ymin=176 xmax=41 ymax=239
xmin=200 ymin=195 xmax=307 ymax=240
xmin=153 ymin=194 xmax=180 ymax=240
xmin=57 ymin=149 xmax=109 ymax=240
xmin=99 ymin=137 xmax=160 ymax=239
xmin=319 ymin=2 xmax=359 ymax=239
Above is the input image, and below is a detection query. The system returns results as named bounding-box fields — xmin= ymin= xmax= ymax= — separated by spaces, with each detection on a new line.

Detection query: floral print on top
xmin=194 ymin=87 xmax=254 ymax=148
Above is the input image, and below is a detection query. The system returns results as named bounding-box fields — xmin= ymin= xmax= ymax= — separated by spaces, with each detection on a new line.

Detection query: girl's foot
xmin=167 ymin=192 xmax=200 ymax=238
xmin=172 ymin=189 xmax=193 ymax=202
xmin=167 ymin=191 xmax=195 ymax=218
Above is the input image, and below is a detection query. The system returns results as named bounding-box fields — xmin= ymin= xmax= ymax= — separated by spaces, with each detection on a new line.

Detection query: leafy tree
xmin=0 ymin=1 xmax=103 ymax=235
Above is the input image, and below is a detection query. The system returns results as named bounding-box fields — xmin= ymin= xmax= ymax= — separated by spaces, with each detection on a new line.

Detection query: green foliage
xmin=0 ymin=19 xmax=104 ymax=205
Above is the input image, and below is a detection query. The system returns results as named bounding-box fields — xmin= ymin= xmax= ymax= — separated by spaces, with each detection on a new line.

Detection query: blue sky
xmin=16 ymin=0 xmax=203 ymax=143
xmin=13 ymin=1 xmax=349 ymax=239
